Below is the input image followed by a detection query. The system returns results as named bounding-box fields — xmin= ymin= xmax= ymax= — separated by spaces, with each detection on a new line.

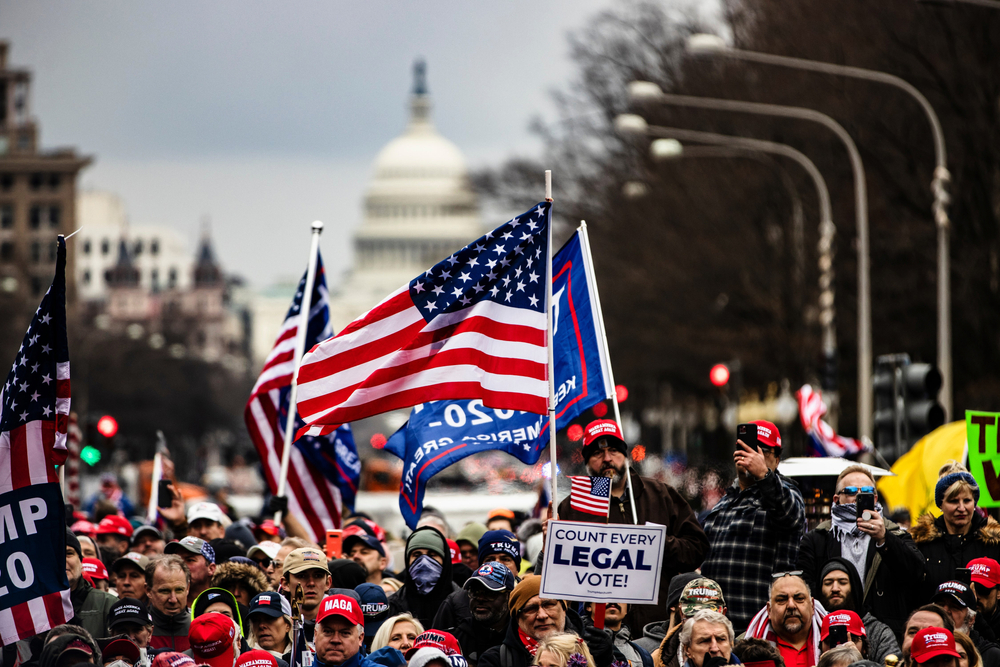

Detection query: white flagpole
xmin=545 ymin=171 xmax=559 ymax=520
xmin=579 ymin=220 xmax=638 ymax=524
xmin=275 ymin=221 xmax=324 ymax=524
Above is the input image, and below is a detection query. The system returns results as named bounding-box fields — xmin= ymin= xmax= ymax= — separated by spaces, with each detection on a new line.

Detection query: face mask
xmin=409 ymin=554 xmax=443 ymax=594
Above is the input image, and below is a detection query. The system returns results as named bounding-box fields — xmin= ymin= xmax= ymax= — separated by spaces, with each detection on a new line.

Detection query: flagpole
xmin=545 ymin=171 xmax=559 ymax=520
xmin=275 ymin=221 xmax=324 ymax=525
xmin=579 ymin=220 xmax=638 ymax=524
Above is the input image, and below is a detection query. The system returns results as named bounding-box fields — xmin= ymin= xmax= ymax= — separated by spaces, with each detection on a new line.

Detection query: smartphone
xmin=736 ymin=423 xmax=759 ymax=449
xmin=325 ymin=529 xmax=342 ymax=559
xmin=157 ymin=479 xmax=174 ymax=509
xmin=828 ymin=624 xmax=849 ymax=646
xmin=956 ymin=568 xmax=973 ymax=585
xmin=856 ymin=492 xmax=876 ymax=519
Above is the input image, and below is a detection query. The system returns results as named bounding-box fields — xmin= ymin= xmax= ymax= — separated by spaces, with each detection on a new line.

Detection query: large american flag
xmin=797 ymin=384 xmax=869 ymax=457
xmin=569 ymin=475 xmax=612 ymax=517
xmin=244 ymin=253 xmax=360 ymax=540
xmin=295 ymin=202 xmax=551 ymax=437
xmin=0 ymin=236 xmax=73 ymax=643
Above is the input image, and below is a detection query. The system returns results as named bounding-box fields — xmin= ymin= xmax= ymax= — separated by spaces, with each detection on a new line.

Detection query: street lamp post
xmin=623 ymin=82 xmax=874 ymax=438
xmin=686 ymin=33 xmax=954 ymax=422
xmin=643 ymin=128 xmax=839 ymax=399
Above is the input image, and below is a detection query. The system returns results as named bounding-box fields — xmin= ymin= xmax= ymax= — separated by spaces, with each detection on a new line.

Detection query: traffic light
xmin=873 ymin=355 xmax=944 ymax=462
xmin=710 ymin=364 xmax=730 ymax=387
xmin=96 ymin=415 xmax=118 ymax=438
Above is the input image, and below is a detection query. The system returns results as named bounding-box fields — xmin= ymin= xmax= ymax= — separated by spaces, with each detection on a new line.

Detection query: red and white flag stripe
xmin=569 ymin=476 xmax=612 ymax=516
xmin=296 ymin=290 xmax=548 ymax=437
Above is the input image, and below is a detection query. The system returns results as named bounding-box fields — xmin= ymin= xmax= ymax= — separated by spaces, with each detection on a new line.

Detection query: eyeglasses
xmin=836 ymin=486 xmax=875 ymax=496
xmin=520 ymin=600 xmax=562 ymax=617
xmin=772 ymin=571 xmax=804 ymax=579
xmin=253 ymin=557 xmax=273 ymax=569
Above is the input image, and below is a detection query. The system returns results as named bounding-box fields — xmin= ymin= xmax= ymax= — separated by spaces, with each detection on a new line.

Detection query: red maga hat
xmin=316 ymin=594 xmax=364 ymax=626
xmin=81 ymin=558 xmax=108 ymax=583
xmin=96 ymin=515 xmax=133 ymax=539
xmin=189 ymin=613 xmax=238 ymax=667
xmin=749 ymin=420 xmax=782 ymax=449
xmin=405 ymin=630 xmax=463 ymax=659
xmin=910 ymin=627 xmax=960 ymax=664
xmin=969 ymin=558 xmax=1000 ymax=589
xmin=582 ymin=420 xmax=627 ymax=451
xmin=820 ymin=610 xmax=866 ymax=640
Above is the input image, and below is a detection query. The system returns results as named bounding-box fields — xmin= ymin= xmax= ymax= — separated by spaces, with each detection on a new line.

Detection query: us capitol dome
xmin=328 ymin=60 xmax=483 ymax=331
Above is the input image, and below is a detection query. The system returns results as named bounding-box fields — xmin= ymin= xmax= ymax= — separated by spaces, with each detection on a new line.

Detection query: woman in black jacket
xmin=912 ymin=465 xmax=1000 ymax=600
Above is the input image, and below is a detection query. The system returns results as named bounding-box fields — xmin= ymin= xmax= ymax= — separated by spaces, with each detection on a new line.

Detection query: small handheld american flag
xmin=569 ymin=475 xmax=612 ymax=517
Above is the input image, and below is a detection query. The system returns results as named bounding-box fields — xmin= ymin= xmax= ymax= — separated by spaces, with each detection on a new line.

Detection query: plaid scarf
xmin=744 ymin=599 xmax=827 ymax=666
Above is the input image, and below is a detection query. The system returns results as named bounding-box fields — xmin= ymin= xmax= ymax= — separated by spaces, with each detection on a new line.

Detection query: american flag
xmin=244 ymin=252 xmax=360 ymax=541
xmin=797 ymin=384 xmax=870 ymax=456
xmin=0 ymin=236 xmax=73 ymax=643
xmin=569 ymin=475 xmax=612 ymax=517
xmin=295 ymin=202 xmax=551 ymax=437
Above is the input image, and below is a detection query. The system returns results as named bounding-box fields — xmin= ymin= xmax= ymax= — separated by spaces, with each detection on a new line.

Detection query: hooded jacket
xmin=478 ymin=608 xmax=611 ymax=667
xmin=386 ymin=527 xmax=462 ymax=629
xmin=555 ymin=475 xmax=709 ymax=632
xmin=39 ymin=632 xmax=102 ymax=667
xmin=69 ymin=576 xmax=117 ymax=641
xmin=191 ymin=587 xmax=249 ymax=642
xmin=648 ymin=622 xmax=682 ymax=667
xmin=808 ymin=557 xmax=899 ymax=662
xmin=447 ymin=608 xmax=508 ymax=666
xmin=797 ymin=515 xmax=924 ymax=637
xmin=212 ymin=562 xmax=269 ymax=601
xmin=912 ymin=512 xmax=1000 ymax=600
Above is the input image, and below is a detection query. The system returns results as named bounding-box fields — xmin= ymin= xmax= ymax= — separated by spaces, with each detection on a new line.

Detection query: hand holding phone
xmin=856 ymin=492 xmax=876 ymax=520
xmin=828 ymin=624 xmax=849 ymax=647
xmin=157 ymin=479 xmax=174 ymax=509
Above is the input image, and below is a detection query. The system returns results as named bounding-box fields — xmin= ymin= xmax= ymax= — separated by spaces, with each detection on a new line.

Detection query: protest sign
xmin=540 ymin=520 xmax=665 ymax=604
xmin=968 ymin=410 xmax=1000 ymax=507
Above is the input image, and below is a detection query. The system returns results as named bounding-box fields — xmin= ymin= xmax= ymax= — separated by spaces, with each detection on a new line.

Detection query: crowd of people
xmin=9 ymin=419 xmax=997 ymax=667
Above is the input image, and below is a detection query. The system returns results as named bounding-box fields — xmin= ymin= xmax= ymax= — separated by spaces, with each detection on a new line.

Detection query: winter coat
xmin=611 ymin=626 xmax=653 ymax=667
xmin=555 ymin=475 xmax=710 ymax=632
xmin=70 ymin=578 xmax=117 ymax=641
xmin=386 ymin=527 xmax=462 ymax=629
xmin=634 ymin=620 xmax=668 ymax=655
xmin=149 ymin=605 xmax=191 ymax=651
xmin=649 ymin=623 xmax=682 ymax=667
xmin=796 ymin=518 xmax=924 ymax=637
xmin=448 ymin=612 xmax=507 ymax=666
xmin=911 ymin=512 xmax=1000 ymax=600
xmin=212 ymin=562 xmax=270 ymax=601
xmin=479 ymin=609 xmax=612 ymax=667
xmin=432 ymin=588 xmax=471 ymax=630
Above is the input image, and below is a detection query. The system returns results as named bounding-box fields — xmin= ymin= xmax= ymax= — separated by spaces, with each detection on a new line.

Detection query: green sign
xmin=968 ymin=411 xmax=1000 ymax=507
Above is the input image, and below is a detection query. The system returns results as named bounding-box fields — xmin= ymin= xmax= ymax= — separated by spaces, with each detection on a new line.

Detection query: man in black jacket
xmin=479 ymin=576 xmax=613 ymax=667
xmin=448 ymin=563 xmax=516 ymax=666
xmin=797 ymin=465 xmax=925 ymax=636
xmin=814 ymin=557 xmax=899 ymax=662
xmin=387 ymin=527 xmax=461 ymax=630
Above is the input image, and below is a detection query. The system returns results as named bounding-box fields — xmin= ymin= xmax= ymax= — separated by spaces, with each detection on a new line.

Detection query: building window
xmin=134 ymin=239 xmax=143 ymax=255
xmin=30 ymin=242 xmax=40 ymax=263
xmin=29 ymin=205 xmax=40 ymax=229
xmin=0 ymin=205 xmax=12 ymax=229
xmin=29 ymin=173 xmax=43 ymax=191
xmin=48 ymin=205 xmax=60 ymax=229
xmin=0 ymin=175 xmax=12 ymax=191
xmin=150 ymin=239 xmax=159 ymax=255
xmin=82 ymin=270 xmax=90 ymax=285
xmin=0 ymin=242 xmax=13 ymax=262
xmin=17 ymin=133 xmax=30 ymax=151
xmin=151 ymin=269 xmax=159 ymax=292
xmin=30 ymin=276 xmax=42 ymax=296
xmin=101 ymin=239 xmax=109 ymax=255
xmin=83 ymin=239 xmax=91 ymax=255
xmin=168 ymin=268 xmax=177 ymax=288
xmin=47 ymin=242 xmax=56 ymax=262
xmin=48 ymin=174 xmax=60 ymax=190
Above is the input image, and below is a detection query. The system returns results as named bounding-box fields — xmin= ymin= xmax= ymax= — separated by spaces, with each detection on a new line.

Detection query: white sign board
xmin=540 ymin=520 xmax=666 ymax=604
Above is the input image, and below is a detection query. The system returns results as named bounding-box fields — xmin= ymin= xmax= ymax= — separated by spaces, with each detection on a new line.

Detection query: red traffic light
xmin=615 ymin=385 xmax=629 ymax=403
xmin=710 ymin=364 xmax=730 ymax=387
xmin=96 ymin=415 xmax=118 ymax=438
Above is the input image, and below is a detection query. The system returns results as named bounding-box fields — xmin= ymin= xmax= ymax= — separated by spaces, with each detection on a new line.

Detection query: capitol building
xmin=327 ymin=61 xmax=483 ymax=332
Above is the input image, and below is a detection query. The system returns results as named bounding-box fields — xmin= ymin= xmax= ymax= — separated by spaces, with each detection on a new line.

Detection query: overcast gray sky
xmin=2 ymin=1 xmax=712 ymax=288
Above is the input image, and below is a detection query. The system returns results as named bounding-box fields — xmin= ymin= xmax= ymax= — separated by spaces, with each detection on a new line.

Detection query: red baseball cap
xmin=236 ymin=650 xmax=279 ymax=667
xmin=969 ymin=558 xmax=1000 ymax=589
xmin=82 ymin=558 xmax=109 ymax=583
xmin=103 ymin=638 xmax=141 ymax=665
xmin=820 ymin=610 xmax=866 ymax=640
xmin=96 ymin=515 xmax=134 ymax=539
xmin=446 ymin=539 xmax=462 ymax=565
xmin=189 ymin=613 xmax=238 ymax=667
xmin=581 ymin=420 xmax=627 ymax=454
xmin=71 ymin=520 xmax=98 ymax=539
xmin=910 ymin=627 xmax=960 ymax=664
xmin=316 ymin=594 xmax=364 ymax=626
xmin=749 ymin=420 xmax=782 ymax=449
xmin=151 ymin=652 xmax=196 ymax=667
xmin=405 ymin=630 xmax=463 ymax=659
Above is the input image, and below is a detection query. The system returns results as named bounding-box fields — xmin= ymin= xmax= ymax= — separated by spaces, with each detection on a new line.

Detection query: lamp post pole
xmin=623 ymin=83 xmax=874 ymax=438
xmin=687 ymin=35 xmax=953 ymax=421
xmin=646 ymin=129 xmax=838 ymax=399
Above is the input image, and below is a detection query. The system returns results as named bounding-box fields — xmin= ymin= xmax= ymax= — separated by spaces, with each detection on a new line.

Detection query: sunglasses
xmin=836 ymin=486 xmax=875 ymax=495
xmin=772 ymin=570 xmax=804 ymax=579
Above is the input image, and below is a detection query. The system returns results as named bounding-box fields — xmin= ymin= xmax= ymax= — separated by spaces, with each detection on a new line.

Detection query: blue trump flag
xmin=385 ymin=229 xmax=613 ymax=528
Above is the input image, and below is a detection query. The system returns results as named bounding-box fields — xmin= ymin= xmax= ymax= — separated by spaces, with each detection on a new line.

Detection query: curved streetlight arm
xmin=630 ymin=90 xmax=873 ymax=436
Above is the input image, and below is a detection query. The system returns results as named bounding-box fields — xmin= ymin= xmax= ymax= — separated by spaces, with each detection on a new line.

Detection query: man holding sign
xmin=554 ymin=420 xmax=709 ymax=633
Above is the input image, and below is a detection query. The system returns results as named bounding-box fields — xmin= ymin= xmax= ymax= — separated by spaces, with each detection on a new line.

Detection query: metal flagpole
xmin=274 ymin=221 xmax=324 ymax=525
xmin=579 ymin=220 xmax=638 ymax=524
xmin=545 ymin=171 xmax=559 ymax=520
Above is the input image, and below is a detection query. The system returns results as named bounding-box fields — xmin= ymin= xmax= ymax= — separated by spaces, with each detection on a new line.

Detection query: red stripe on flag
xmin=406 ymin=315 xmax=546 ymax=350
xmin=42 ymin=590 xmax=69 ymax=631
xmin=333 ymin=289 xmax=414 ymax=339
xmin=10 ymin=601 xmax=35 ymax=639
xmin=10 ymin=426 xmax=29 ymax=491
xmin=297 ymin=317 xmax=426 ymax=384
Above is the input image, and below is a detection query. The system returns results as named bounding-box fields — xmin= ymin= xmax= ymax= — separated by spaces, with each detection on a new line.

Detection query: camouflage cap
xmin=679 ymin=578 xmax=726 ymax=616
